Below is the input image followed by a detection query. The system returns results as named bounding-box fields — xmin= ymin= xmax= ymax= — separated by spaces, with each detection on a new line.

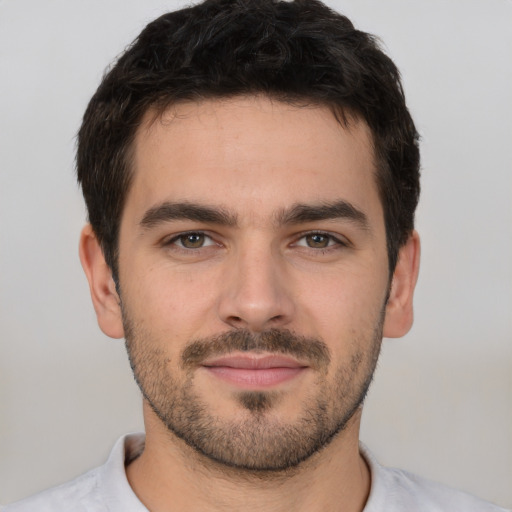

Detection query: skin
xmin=80 ymin=96 xmax=420 ymax=512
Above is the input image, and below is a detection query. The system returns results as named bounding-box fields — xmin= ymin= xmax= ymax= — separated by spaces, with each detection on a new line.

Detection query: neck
xmin=126 ymin=406 xmax=371 ymax=512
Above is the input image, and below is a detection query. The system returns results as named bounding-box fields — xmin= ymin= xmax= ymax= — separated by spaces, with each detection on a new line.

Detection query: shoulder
xmin=361 ymin=445 xmax=510 ymax=512
xmin=2 ymin=433 xmax=146 ymax=512
xmin=373 ymin=465 xmax=509 ymax=512
xmin=1 ymin=467 xmax=104 ymax=512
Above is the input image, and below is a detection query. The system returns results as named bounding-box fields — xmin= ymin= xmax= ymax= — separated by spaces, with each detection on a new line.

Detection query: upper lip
xmin=201 ymin=354 xmax=307 ymax=369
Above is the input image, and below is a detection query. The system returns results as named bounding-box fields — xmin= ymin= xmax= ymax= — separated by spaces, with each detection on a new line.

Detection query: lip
xmin=201 ymin=354 xmax=308 ymax=389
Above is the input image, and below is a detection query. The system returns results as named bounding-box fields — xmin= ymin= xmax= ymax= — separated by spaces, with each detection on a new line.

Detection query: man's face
xmin=116 ymin=96 xmax=392 ymax=471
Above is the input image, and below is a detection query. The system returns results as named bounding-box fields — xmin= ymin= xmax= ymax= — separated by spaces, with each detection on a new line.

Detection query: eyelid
xmin=160 ymin=229 xmax=350 ymax=251
xmin=162 ymin=230 xmax=217 ymax=248
xmin=293 ymin=230 xmax=350 ymax=248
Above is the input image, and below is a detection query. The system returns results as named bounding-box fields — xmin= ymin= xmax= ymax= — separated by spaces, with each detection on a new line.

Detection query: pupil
xmin=308 ymin=234 xmax=328 ymax=248
xmin=183 ymin=234 xmax=203 ymax=248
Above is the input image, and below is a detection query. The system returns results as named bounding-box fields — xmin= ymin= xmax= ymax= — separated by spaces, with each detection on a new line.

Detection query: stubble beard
xmin=123 ymin=314 xmax=383 ymax=473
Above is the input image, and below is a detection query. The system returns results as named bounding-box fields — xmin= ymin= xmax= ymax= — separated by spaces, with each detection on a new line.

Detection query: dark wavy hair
xmin=77 ymin=0 xmax=420 ymax=280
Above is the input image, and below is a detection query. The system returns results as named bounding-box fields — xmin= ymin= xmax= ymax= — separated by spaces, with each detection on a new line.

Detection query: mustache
xmin=181 ymin=328 xmax=331 ymax=370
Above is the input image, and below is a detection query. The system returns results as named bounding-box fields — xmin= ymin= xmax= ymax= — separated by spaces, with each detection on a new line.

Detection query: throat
xmin=125 ymin=419 xmax=371 ymax=512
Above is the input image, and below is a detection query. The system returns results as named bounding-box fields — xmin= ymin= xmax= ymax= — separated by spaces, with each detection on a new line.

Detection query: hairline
xmin=106 ymin=92 xmax=394 ymax=282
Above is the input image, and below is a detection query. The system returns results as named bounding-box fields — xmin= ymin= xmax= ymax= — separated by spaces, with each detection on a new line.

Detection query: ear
xmin=383 ymin=230 xmax=420 ymax=338
xmin=79 ymin=224 xmax=125 ymax=339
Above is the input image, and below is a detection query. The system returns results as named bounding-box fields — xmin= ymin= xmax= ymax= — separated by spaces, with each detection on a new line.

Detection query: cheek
xmin=122 ymin=261 xmax=222 ymax=336
xmin=297 ymin=265 xmax=387 ymax=317
xmin=294 ymin=265 xmax=388 ymax=349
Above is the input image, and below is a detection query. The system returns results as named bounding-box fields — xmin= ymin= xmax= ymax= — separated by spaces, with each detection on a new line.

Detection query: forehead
xmin=126 ymin=96 xmax=382 ymax=225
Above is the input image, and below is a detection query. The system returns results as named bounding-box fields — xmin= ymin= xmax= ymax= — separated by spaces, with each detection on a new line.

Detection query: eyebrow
xmin=277 ymin=200 xmax=370 ymax=230
xmin=140 ymin=202 xmax=238 ymax=229
xmin=139 ymin=199 xmax=369 ymax=231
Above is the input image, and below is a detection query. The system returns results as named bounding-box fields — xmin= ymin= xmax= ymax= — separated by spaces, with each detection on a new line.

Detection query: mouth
xmin=201 ymin=354 xmax=309 ymax=389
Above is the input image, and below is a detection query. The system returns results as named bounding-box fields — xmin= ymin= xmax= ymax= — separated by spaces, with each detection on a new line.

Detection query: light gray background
xmin=1 ymin=0 xmax=511 ymax=507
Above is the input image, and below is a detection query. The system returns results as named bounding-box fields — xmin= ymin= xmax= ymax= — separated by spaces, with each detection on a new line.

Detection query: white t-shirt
xmin=2 ymin=433 xmax=509 ymax=512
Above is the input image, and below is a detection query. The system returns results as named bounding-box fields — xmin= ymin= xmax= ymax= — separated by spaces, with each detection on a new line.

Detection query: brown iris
xmin=305 ymin=234 xmax=330 ymax=248
xmin=180 ymin=233 xmax=205 ymax=248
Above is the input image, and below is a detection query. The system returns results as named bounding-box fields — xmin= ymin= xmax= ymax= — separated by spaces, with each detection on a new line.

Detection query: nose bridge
xmin=217 ymin=235 xmax=293 ymax=331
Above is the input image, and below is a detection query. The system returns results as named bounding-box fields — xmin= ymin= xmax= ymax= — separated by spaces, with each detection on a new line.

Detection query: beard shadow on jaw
xmin=123 ymin=315 xmax=383 ymax=477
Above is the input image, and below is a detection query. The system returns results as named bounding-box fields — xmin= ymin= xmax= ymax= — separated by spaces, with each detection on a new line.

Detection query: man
xmin=3 ymin=0 xmax=508 ymax=511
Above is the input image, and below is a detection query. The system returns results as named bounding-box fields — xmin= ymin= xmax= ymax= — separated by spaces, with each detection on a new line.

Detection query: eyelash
xmin=162 ymin=231 xmax=217 ymax=250
xmin=162 ymin=230 xmax=348 ymax=253
xmin=293 ymin=231 xmax=349 ymax=251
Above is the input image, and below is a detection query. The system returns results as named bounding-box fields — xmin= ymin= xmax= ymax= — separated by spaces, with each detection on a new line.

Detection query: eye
xmin=167 ymin=232 xmax=216 ymax=249
xmin=295 ymin=232 xmax=345 ymax=249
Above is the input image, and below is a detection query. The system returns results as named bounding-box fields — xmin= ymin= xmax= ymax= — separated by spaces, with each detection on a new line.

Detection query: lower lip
xmin=203 ymin=366 xmax=305 ymax=389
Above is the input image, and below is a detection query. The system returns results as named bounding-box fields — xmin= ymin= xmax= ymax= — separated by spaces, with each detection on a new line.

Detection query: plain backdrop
xmin=0 ymin=0 xmax=511 ymax=507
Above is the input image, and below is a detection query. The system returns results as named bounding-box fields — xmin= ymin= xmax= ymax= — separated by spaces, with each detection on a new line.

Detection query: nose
xmin=217 ymin=243 xmax=295 ymax=332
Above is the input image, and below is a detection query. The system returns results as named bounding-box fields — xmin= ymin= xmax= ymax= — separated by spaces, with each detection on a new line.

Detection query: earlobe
xmin=78 ymin=224 xmax=125 ymax=339
xmin=383 ymin=230 xmax=421 ymax=338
